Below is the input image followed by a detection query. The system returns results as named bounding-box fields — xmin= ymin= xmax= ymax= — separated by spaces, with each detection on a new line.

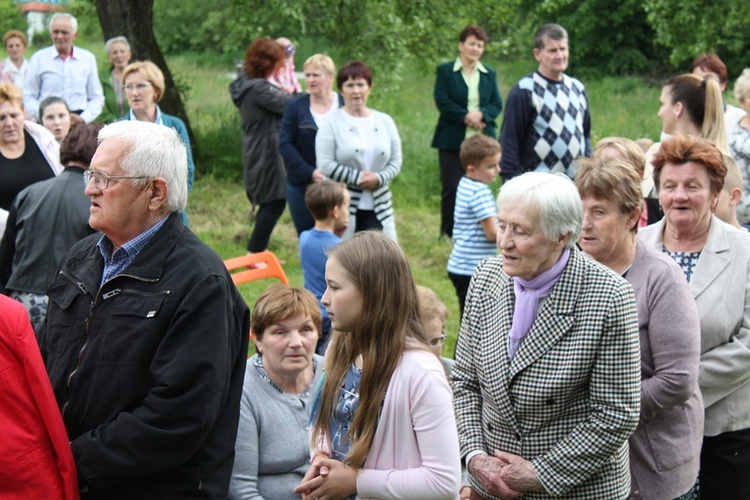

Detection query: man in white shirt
xmin=23 ymin=13 xmax=104 ymax=124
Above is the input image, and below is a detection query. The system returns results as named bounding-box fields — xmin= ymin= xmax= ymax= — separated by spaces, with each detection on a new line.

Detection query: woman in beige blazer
xmin=639 ymin=135 xmax=750 ymax=499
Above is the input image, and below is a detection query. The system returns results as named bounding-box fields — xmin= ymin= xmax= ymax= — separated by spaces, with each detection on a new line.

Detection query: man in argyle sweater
xmin=499 ymin=24 xmax=591 ymax=181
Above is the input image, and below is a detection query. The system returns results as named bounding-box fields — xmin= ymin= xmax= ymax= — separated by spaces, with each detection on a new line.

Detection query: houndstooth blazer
xmin=453 ymin=248 xmax=641 ymax=499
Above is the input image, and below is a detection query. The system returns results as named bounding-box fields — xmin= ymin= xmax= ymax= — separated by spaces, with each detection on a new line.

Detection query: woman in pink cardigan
xmin=295 ymin=231 xmax=462 ymax=499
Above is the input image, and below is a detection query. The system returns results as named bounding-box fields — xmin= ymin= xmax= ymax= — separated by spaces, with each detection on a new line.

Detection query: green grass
xmin=177 ymin=55 xmax=671 ymax=357
xmin=6 ymin=38 xmax=672 ymax=356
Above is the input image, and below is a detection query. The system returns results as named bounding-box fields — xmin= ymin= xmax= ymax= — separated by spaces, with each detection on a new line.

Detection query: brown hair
xmin=305 ymin=180 xmax=347 ymax=221
xmin=311 ymin=232 xmax=429 ymax=468
xmin=122 ymin=61 xmax=166 ymax=103
xmin=664 ymin=74 xmax=727 ymax=153
xmin=251 ymin=284 xmax=322 ymax=341
xmin=459 ymin=134 xmax=501 ymax=172
xmin=60 ymin=122 xmax=103 ymax=167
xmin=652 ymin=134 xmax=727 ymax=196
xmin=337 ymin=60 xmax=372 ymax=90
xmin=0 ymin=81 xmax=23 ymax=110
xmin=39 ymin=96 xmax=69 ymax=122
xmin=690 ymin=53 xmax=728 ymax=85
xmin=3 ymin=30 xmax=26 ymax=48
xmin=575 ymin=157 xmax=643 ymax=234
xmin=459 ymin=24 xmax=486 ymax=44
xmin=244 ymin=37 xmax=285 ymax=79
xmin=592 ymin=137 xmax=646 ymax=178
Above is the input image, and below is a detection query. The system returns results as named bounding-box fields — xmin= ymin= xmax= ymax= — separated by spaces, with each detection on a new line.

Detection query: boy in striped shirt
xmin=447 ymin=135 xmax=501 ymax=318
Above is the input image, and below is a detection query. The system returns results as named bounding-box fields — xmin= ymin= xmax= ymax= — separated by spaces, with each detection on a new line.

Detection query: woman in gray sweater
xmin=576 ymin=158 xmax=703 ymax=500
xmin=229 ymin=285 xmax=324 ymax=499
xmin=576 ymin=157 xmax=703 ymax=500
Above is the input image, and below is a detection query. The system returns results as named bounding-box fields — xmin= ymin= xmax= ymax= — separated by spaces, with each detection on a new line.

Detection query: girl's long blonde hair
xmin=311 ymin=231 xmax=429 ymax=468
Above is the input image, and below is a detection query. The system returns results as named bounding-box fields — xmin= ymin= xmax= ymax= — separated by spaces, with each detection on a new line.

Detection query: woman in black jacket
xmin=229 ymin=37 xmax=293 ymax=253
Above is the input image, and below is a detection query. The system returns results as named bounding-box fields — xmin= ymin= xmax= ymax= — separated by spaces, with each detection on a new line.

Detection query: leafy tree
xmin=508 ymin=0 xmax=668 ymax=76
xmin=91 ymin=0 xmax=194 ymax=145
xmin=0 ymin=2 xmax=27 ymax=40
xmin=645 ymin=0 xmax=750 ymax=77
xmin=152 ymin=0 xmax=520 ymax=90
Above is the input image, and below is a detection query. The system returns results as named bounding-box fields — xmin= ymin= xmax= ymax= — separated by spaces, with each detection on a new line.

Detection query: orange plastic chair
xmin=224 ymin=250 xmax=290 ymax=286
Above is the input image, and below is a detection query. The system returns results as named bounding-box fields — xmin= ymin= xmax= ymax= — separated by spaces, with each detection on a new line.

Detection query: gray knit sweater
xmin=228 ymin=354 xmax=323 ymax=499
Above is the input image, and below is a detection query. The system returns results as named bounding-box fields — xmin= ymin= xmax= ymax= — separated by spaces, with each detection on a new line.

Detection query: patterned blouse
xmin=330 ymin=363 xmax=362 ymax=461
xmin=663 ymin=249 xmax=701 ymax=283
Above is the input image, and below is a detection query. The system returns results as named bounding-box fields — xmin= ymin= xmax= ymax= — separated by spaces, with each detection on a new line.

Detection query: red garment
xmin=0 ymin=294 xmax=78 ymax=499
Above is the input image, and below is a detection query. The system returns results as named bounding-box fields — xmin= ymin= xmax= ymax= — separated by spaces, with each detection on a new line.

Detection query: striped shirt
xmin=447 ymin=176 xmax=497 ymax=276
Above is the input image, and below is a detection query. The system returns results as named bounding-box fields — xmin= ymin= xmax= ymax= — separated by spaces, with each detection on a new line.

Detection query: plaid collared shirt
xmin=97 ymin=216 xmax=169 ymax=287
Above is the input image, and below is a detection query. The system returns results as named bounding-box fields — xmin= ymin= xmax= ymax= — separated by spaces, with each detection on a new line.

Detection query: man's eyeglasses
xmin=428 ymin=334 xmax=447 ymax=347
xmin=83 ymin=170 xmax=150 ymax=190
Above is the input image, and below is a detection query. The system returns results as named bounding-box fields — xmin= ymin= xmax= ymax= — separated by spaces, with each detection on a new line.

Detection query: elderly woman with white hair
xmin=453 ymin=172 xmax=641 ymax=498
xmin=728 ymin=68 xmax=750 ymax=225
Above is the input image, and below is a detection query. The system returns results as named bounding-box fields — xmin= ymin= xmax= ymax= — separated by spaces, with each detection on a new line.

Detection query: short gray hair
xmin=98 ymin=121 xmax=188 ymax=213
xmin=496 ymin=172 xmax=582 ymax=248
xmin=49 ymin=13 xmax=78 ymax=33
xmin=533 ymin=23 xmax=567 ymax=50
xmin=105 ymin=36 xmax=130 ymax=54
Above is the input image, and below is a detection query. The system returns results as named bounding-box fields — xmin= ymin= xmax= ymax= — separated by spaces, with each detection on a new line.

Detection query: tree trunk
xmin=95 ymin=0 xmax=196 ymax=150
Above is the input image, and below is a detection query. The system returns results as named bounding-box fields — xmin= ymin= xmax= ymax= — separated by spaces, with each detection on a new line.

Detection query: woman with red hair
xmin=229 ymin=37 xmax=293 ymax=253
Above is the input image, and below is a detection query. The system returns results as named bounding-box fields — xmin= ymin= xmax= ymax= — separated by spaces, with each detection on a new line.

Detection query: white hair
xmin=496 ymin=172 xmax=583 ymax=248
xmin=49 ymin=13 xmax=78 ymax=34
xmin=105 ymin=36 xmax=131 ymax=54
xmin=98 ymin=121 xmax=188 ymax=213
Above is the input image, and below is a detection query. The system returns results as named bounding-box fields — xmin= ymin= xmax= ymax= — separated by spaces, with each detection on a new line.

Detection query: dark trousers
xmin=700 ymin=427 xmax=750 ymax=499
xmin=287 ymin=182 xmax=315 ymax=236
xmin=355 ymin=210 xmax=382 ymax=232
xmin=439 ymin=149 xmax=464 ymax=238
xmin=247 ymin=199 xmax=286 ymax=253
xmin=448 ymin=272 xmax=471 ymax=320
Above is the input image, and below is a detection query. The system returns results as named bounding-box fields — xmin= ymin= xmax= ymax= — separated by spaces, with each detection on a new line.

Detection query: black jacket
xmin=39 ymin=213 xmax=250 ymax=499
xmin=229 ymin=74 xmax=292 ymax=205
xmin=0 ymin=167 xmax=95 ymax=294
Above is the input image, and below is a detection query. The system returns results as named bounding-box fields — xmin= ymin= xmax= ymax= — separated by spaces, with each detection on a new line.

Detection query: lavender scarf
xmin=508 ymin=247 xmax=571 ymax=360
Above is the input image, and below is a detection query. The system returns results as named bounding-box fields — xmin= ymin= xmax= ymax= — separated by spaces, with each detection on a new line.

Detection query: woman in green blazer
xmin=431 ymin=24 xmax=502 ymax=237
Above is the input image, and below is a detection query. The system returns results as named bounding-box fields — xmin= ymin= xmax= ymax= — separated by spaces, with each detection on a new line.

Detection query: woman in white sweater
xmin=315 ymin=60 xmax=402 ymax=242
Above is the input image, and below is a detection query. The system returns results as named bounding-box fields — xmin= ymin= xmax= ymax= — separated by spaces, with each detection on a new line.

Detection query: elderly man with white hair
xmin=23 ymin=12 xmax=104 ymax=123
xmin=38 ymin=120 xmax=250 ymax=498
